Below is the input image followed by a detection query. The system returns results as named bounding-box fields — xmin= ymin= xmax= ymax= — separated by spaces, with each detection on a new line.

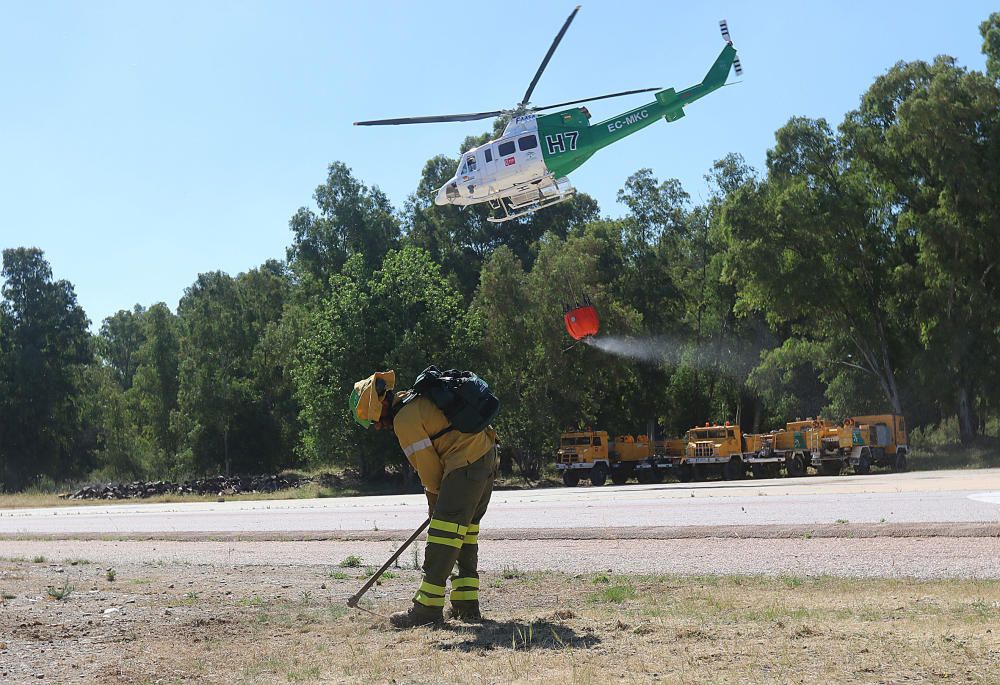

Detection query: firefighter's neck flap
xmin=349 ymin=371 xmax=396 ymax=428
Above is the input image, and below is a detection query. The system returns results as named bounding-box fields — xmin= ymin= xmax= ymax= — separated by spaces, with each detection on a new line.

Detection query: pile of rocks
xmin=62 ymin=473 xmax=343 ymax=500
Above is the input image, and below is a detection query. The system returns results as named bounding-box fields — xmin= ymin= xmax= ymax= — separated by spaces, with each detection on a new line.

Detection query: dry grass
xmin=0 ymin=480 xmax=404 ymax=510
xmin=0 ymin=471 xmax=551 ymax=510
xmin=1 ymin=558 xmax=996 ymax=684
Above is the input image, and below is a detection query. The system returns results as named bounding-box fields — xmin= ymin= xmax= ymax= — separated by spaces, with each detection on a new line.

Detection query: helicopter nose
xmin=435 ymin=181 xmax=459 ymax=206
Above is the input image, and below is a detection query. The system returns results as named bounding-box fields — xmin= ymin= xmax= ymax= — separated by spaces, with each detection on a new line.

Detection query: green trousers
xmin=413 ymin=448 xmax=497 ymax=613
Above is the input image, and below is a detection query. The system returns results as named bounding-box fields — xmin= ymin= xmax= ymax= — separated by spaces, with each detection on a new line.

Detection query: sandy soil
xmin=0 ymin=530 xmax=998 ymax=580
xmin=1 ymin=538 xmax=999 ymax=684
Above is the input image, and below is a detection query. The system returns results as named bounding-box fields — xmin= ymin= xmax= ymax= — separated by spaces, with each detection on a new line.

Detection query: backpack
xmin=403 ymin=366 xmax=500 ymax=439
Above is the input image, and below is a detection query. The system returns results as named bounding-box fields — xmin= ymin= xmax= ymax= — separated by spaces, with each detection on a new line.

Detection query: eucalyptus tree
xmin=721 ymin=118 xmax=913 ymax=418
xmin=843 ymin=46 xmax=1000 ymax=442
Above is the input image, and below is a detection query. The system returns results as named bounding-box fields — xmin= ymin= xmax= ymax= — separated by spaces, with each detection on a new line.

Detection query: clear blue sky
xmin=1 ymin=1 xmax=993 ymax=329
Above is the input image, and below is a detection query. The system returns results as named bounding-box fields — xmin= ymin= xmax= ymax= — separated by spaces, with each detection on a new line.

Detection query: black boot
xmin=447 ymin=600 xmax=483 ymax=622
xmin=389 ymin=603 xmax=443 ymax=629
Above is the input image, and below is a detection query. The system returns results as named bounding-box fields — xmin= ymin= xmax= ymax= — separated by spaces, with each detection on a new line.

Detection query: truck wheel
xmin=590 ymin=464 xmax=608 ymax=487
xmin=636 ymin=469 xmax=653 ymax=484
xmin=723 ymin=458 xmax=746 ymax=481
xmin=649 ymin=468 xmax=664 ymax=484
xmin=692 ymin=465 xmax=708 ymax=482
xmin=611 ymin=470 xmax=629 ymax=486
xmin=562 ymin=471 xmax=580 ymax=487
xmin=786 ymin=455 xmax=806 ymax=478
xmin=820 ymin=461 xmax=842 ymax=476
xmin=892 ymin=450 xmax=908 ymax=472
xmin=855 ymin=449 xmax=871 ymax=475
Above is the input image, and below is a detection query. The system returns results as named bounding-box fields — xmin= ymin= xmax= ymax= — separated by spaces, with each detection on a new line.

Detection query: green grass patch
xmin=338 ymin=555 xmax=363 ymax=568
xmin=46 ymin=582 xmax=74 ymax=600
xmin=592 ymin=584 xmax=636 ymax=603
xmin=501 ymin=565 xmax=525 ymax=580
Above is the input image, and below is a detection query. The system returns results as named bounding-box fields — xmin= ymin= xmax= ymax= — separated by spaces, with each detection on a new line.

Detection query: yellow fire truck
xmin=741 ymin=414 xmax=910 ymax=476
xmin=556 ymin=413 xmax=909 ymax=484
xmin=742 ymin=418 xmax=830 ymax=477
xmin=555 ymin=430 xmax=653 ymax=486
xmin=817 ymin=414 xmax=910 ymax=474
xmin=678 ymin=423 xmax=747 ymax=481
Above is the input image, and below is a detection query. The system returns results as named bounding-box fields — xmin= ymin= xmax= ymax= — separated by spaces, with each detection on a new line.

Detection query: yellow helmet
xmin=348 ymin=371 xmax=396 ymax=427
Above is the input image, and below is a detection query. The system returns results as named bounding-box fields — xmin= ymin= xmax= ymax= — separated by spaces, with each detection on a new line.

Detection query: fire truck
xmin=742 ymin=414 xmax=910 ymax=476
xmin=742 ymin=418 xmax=830 ymax=477
xmin=677 ymin=423 xmax=748 ymax=481
xmin=816 ymin=414 xmax=910 ymax=474
xmin=555 ymin=430 xmax=653 ymax=486
xmin=556 ymin=413 xmax=909 ymax=484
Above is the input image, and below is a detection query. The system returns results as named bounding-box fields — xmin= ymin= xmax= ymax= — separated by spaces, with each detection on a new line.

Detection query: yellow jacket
xmin=391 ymin=393 xmax=496 ymax=495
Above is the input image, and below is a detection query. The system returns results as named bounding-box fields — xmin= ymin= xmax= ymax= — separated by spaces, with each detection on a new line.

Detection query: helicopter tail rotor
xmin=718 ymin=19 xmax=743 ymax=76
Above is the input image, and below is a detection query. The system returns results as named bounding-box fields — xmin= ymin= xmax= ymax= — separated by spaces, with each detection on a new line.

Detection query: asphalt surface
xmin=2 ymin=468 xmax=998 ymax=536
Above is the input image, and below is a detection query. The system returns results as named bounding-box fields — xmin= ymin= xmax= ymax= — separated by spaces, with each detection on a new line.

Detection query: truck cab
xmin=680 ymin=423 xmax=746 ymax=481
xmin=556 ymin=430 xmax=609 ymax=486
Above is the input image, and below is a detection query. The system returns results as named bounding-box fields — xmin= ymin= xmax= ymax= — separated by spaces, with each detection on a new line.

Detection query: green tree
xmin=175 ymin=262 xmax=295 ymax=476
xmin=130 ymin=302 xmax=181 ymax=463
xmin=982 ymin=12 xmax=1000 ymax=81
xmin=98 ymin=305 xmax=146 ymax=390
xmin=721 ymin=118 xmax=913 ymax=420
xmin=294 ymin=247 xmax=473 ymax=477
xmin=82 ymin=363 xmax=151 ymax=481
xmin=0 ymin=248 xmax=91 ymax=490
xmin=286 ymin=162 xmax=400 ymax=294
xmin=844 ymin=55 xmax=1000 ymax=442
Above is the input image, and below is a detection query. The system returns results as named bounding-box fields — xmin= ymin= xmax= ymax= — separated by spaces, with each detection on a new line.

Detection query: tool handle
xmin=347 ymin=517 xmax=430 ymax=607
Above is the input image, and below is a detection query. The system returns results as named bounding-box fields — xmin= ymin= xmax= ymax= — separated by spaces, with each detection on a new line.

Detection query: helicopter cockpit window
xmin=463 ymin=155 xmax=477 ymax=174
xmin=518 ymin=135 xmax=538 ymax=151
xmin=498 ymin=141 xmax=516 ymax=157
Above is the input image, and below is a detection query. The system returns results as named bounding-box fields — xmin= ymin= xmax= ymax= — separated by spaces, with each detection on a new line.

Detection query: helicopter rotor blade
xmin=519 ymin=5 xmax=581 ymax=108
xmin=719 ymin=19 xmax=743 ymax=76
xmin=354 ymin=111 xmax=505 ymax=126
xmin=531 ymin=87 xmax=663 ymax=112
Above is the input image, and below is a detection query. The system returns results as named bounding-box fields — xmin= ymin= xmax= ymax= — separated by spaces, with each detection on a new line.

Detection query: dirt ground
xmin=1 ymin=553 xmax=998 ymax=684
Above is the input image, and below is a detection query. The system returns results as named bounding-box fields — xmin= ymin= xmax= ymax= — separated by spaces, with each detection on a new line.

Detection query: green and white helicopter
xmin=356 ymin=8 xmax=742 ymax=223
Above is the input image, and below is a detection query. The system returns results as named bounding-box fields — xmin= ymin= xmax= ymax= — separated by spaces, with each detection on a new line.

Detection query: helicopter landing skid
xmin=487 ymin=177 xmax=575 ymax=223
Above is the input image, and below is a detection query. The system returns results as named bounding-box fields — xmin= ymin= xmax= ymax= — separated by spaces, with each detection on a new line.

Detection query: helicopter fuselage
xmin=435 ymin=42 xmax=737 ymax=220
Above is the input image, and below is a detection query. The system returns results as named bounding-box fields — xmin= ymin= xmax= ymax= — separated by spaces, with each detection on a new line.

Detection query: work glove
xmin=425 ymin=491 xmax=438 ymax=518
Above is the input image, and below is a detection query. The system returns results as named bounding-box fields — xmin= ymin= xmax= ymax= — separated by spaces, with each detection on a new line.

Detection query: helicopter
xmin=355 ymin=7 xmax=742 ymax=224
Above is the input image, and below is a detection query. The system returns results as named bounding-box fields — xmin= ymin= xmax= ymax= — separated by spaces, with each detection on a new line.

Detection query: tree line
xmin=2 ymin=15 xmax=998 ymax=490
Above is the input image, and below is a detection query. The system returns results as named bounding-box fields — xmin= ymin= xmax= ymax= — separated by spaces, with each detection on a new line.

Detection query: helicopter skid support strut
xmin=487 ymin=177 xmax=575 ymax=223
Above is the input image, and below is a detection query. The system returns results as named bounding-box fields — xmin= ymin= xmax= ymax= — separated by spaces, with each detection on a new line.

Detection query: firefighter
xmin=349 ymin=370 xmax=498 ymax=628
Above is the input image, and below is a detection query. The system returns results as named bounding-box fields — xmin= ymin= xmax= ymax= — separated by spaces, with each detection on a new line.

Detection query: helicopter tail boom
xmin=671 ymin=43 xmax=738 ymax=108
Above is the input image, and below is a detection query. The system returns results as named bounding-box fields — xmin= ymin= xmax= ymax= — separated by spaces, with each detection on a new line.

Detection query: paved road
xmin=2 ymin=469 xmax=998 ymax=536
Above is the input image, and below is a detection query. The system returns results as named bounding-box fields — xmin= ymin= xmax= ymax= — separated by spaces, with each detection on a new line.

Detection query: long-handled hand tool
xmin=347 ymin=517 xmax=430 ymax=610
